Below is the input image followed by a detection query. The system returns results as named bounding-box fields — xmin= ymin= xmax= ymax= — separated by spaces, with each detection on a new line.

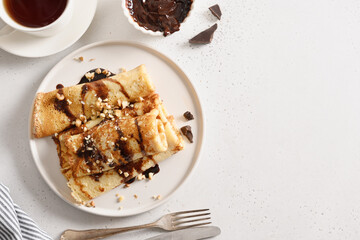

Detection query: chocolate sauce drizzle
xmin=124 ymin=163 xmax=160 ymax=184
xmin=114 ymin=127 xmax=133 ymax=164
xmin=76 ymin=137 xmax=107 ymax=178
xmin=54 ymin=88 xmax=76 ymax=122
xmin=135 ymin=118 xmax=146 ymax=155
xmin=54 ymin=68 xmax=133 ymax=119
xmin=78 ymin=68 xmax=115 ymax=84
xmin=106 ymin=78 xmax=131 ymax=99
xmin=90 ymin=172 xmax=104 ymax=182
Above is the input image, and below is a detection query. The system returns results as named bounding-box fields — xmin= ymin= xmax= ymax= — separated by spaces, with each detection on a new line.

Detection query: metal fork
xmin=60 ymin=209 xmax=211 ymax=240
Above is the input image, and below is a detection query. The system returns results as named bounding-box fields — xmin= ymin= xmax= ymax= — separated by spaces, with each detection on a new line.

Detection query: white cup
xmin=0 ymin=0 xmax=73 ymax=38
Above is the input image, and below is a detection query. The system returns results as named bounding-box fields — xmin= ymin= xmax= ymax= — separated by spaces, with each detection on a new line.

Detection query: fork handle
xmin=61 ymin=223 xmax=156 ymax=240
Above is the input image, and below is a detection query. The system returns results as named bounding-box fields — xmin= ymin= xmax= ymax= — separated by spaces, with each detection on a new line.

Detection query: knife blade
xmin=144 ymin=226 xmax=221 ymax=240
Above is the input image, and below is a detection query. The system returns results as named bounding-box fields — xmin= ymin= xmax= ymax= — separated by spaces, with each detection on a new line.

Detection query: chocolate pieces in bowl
xmin=125 ymin=0 xmax=193 ymax=36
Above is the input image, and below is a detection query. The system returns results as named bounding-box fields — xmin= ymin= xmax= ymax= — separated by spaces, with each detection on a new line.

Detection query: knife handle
xmin=60 ymin=223 xmax=156 ymax=240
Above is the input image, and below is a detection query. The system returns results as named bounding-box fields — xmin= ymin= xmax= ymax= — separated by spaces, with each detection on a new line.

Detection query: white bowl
xmin=122 ymin=0 xmax=195 ymax=36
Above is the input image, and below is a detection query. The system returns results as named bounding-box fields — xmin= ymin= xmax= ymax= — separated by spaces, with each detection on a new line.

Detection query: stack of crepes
xmin=32 ymin=65 xmax=184 ymax=204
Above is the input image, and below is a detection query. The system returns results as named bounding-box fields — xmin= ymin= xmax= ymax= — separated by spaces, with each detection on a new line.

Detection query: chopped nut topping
xmin=90 ymin=201 xmax=95 ymax=207
xmin=106 ymin=104 xmax=112 ymax=110
xmin=56 ymin=92 xmax=65 ymax=100
xmin=85 ymin=72 xmax=95 ymax=80
xmin=81 ymin=101 xmax=85 ymax=105
xmin=129 ymin=104 xmax=134 ymax=108
xmin=122 ymin=101 xmax=129 ymax=109
xmin=83 ymin=127 xmax=88 ymax=132
xmin=152 ymin=195 xmax=162 ymax=200
xmin=74 ymin=56 xmax=84 ymax=62
xmin=97 ymin=97 xmax=102 ymax=103
xmin=87 ymin=169 xmax=91 ymax=173
xmin=95 ymin=68 xmax=101 ymax=74
xmin=100 ymin=113 xmax=106 ymax=118
xmin=75 ymin=119 xmax=82 ymax=127
xmin=118 ymin=169 xmax=123 ymax=174
xmin=137 ymin=174 xmax=145 ymax=181
xmin=124 ymin=184 xmax=130 ymax=188
xmin=124 ymin=172 xmax=129 ymax=177
xmin=67 ymin=99 xmax=72 ymax=105
xmin=89 ymin=58 xmax=95 ymax=62
xmin=54 ymin=133 xmax=58 ymax=137
xmin=117 ymin=99 xmax=122 ymax=107
xmin=102 ymin=69 xmax=109 ymax=75
xmin=96 ymin=160 xmax=100 ymax=164
xmin=118 ymin=196 xmax=124 ymax=202
xmin=120 ymin=136 xmax=127 ymax=141
xmin=79 ymin=114 xmax=86 ymax=122
xmin=95 ymin=101 xmax=101 ymax=109
xmin=114 ymin=110 xmax=121 ymax=117
xmin=134 ymin=194 xmax=138 ymax=199
xmin=138 ymin=96 xmax=144 ymax=101
xmin=87 ymin=147 xmax=93 ymax=151
xmin=148 ymin=172 xmax=154 ymax=180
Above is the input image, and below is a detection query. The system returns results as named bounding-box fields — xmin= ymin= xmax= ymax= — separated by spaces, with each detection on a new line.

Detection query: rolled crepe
xmin=32 ymin=65 xmax=155 ymax=138
xmin=55 ymin=94 xmax=165 ymax=177
xmin=60 ymin=103 xmax=184 ymax=203
xmin=60 ymin=109 xmax=168 ymax=178
xmin=67 ymin=158 xmax=156 ymax=204
xmin=67 ymin=114 xmax=184 ymax=203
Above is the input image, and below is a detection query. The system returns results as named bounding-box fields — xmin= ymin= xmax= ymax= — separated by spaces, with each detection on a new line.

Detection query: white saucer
xmin=0 ymin=0 xmax=97 ymax=58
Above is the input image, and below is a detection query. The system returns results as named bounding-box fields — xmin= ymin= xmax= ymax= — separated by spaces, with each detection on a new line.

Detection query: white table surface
xmin=1 ymin=0 xmax=360 ymax=239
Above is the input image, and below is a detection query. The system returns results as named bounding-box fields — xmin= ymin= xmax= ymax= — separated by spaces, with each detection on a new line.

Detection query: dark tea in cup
xmin=4 ymin=0 xmax=68 ymax=28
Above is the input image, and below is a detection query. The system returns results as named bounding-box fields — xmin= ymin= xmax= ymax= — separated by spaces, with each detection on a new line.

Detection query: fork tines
xmin=171 ymin=208 xmax=211 ymax=230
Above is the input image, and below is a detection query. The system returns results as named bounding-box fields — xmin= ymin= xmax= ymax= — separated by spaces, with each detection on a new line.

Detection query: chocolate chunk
xmin=189 ymin=24 xmax=218 ymax=44
xmin=209 ymin=4 xmax=222 ymax=20
xmin=183 ymin=111 xmax=194 ymax=120
xmin=181 ymin=125 xmax=193 ymax=143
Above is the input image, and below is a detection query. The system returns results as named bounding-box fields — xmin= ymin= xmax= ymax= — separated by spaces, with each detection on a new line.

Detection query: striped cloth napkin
xmin=0 ymin=184 xmax=52 ymax=240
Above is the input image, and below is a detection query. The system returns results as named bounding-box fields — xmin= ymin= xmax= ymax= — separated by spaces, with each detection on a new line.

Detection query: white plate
xmin=29 ymin=41 xmax=204 ymax=217
xmin=0 ymin=0 xmax=97 ymax=58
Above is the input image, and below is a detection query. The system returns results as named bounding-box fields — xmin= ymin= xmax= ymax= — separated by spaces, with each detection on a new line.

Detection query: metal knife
xmin=145 ymin=226 xmax=221 ymax=240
